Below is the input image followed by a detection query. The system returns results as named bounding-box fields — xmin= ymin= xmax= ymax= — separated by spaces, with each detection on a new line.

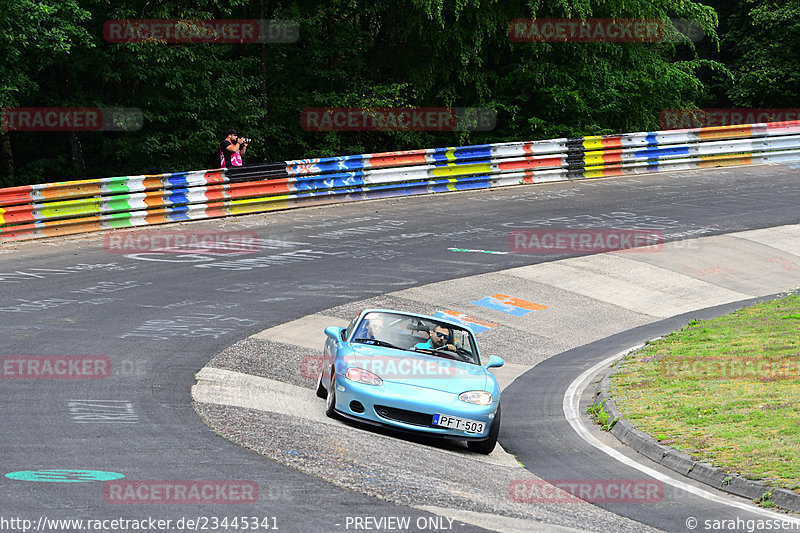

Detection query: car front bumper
xmin=331 ymin=373 xmax=498 ymax=440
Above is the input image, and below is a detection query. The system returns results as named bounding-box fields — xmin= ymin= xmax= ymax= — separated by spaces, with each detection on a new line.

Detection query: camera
xmin=239 ymin=137 xmax=252 ymax=144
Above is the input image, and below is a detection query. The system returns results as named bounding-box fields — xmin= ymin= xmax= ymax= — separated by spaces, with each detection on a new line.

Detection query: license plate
xmin=432 ymin=413 xmax=485 ymax=434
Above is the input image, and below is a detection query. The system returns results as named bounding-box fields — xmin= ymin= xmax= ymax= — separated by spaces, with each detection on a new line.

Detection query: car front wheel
xmin=467 ymin=404 xmax=500 ymax=455
xmin=325 ymin=373 xmax=338 ymax=419
xmin=315 ymin=370 xmax=327 ymax=399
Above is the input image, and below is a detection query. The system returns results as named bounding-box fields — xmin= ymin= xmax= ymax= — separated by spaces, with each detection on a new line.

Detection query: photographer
xmin=219 ymin=129 xmax=250 ymax=168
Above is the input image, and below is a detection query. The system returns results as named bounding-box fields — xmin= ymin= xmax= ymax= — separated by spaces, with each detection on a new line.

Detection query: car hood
xmin=343 ymin=343 xmax=489 ymax=394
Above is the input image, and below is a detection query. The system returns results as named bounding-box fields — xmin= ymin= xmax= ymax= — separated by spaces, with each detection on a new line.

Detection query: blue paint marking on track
xmin=472 ymin=296 xmax=532 ymax=316
xmin=5 ymin=470 xmax=125 ymax=482
xmin=432 ymin=312 xmax=490 ymax=334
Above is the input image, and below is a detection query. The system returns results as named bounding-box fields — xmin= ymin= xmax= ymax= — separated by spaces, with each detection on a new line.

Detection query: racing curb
xmin=593 ymin=355 xmax=800 ymax=514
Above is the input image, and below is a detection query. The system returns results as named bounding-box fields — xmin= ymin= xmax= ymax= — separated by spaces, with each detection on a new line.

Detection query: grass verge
xmin=609 ymin=293 xmax=800 ymax=491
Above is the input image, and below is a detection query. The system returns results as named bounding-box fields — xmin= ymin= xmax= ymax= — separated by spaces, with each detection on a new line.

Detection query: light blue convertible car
xmin=316 ymin=309 xmax=504 ymax=454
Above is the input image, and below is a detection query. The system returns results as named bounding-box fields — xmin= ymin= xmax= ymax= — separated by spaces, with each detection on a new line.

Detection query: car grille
xmin=374 ymin=405 xmax=434 ymax=427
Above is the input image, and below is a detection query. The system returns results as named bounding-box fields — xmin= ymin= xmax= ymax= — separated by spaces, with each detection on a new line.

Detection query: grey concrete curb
xmin=593 ymin=353 xmax=800 ymax=514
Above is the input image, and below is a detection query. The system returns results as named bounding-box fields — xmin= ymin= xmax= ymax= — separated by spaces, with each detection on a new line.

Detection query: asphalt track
xmin=1 ymin=163 xmax=799 ymax=533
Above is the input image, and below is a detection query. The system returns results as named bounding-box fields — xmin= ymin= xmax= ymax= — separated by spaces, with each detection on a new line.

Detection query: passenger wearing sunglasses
xmin=413 ymin=325 xmax=457 ymax=352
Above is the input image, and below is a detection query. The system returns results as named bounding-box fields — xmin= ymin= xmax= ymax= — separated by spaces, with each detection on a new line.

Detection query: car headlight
xmin=459 ymin=391 xmax=493 ymax=405
xmin=345 ymin=367 xmax=383 ymax=386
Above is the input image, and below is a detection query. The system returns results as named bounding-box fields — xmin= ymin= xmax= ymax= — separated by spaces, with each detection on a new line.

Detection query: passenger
xmin=355 ymin=315 xmax=385 ymax=341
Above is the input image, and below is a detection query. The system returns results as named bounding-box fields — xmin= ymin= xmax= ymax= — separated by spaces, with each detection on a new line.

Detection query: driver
xmin=414 ymin=325 xmax=457 ymax=352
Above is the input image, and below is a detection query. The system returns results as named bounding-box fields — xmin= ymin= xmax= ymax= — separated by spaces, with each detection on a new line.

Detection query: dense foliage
xmin=0 ymin=0 xmax=795 ymax=186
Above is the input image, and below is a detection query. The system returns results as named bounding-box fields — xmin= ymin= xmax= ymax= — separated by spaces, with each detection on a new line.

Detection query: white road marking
xmin=192 ymin=367 xmax=328 ymax=422
xmin=563 ymin=347 xmax=800 ymax=524
xmin=66 ymin=399 xmax=139 ymax=423
xmin=413 ymin=505 xmax=586 ymax=533
xmin=192 ymin=367 xmax=520 ymax=467
xmin=250 ymin=314 xmax=347 ymax=350
xmin=505 ymin=252 xmax=752 ymax=318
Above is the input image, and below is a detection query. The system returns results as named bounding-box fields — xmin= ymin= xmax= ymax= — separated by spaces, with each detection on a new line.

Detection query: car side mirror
xmin=485 ymin=355 xmax=504 ymax=369
xmin=325 ymin=326 xmax=346 ymax=341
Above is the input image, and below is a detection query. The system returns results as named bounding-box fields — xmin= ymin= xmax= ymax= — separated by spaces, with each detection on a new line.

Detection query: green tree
xmin=0 ymin=0 xmax=92 ymax=185
xmin=723 ymin=0 xmax=800 ymax=107
xmin=2 ymin=0 xmax=737 ymax=187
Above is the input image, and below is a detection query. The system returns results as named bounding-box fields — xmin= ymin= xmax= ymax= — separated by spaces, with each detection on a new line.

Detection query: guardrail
xmin=2 ymin=120 xmax=799 ymax=242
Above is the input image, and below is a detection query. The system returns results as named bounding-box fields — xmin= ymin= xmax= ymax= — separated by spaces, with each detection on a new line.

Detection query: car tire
xmin=325 ymin=373 xmax=339 ymax=419
xmin=467 ymin=404 xmax=501 ymax=455
xmin=315 ymin=370 xmax=327 ymax=399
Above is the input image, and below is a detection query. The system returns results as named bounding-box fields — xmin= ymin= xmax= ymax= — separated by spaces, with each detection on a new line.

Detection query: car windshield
xmin=351 ymin=311 xmax=480 ymax=365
